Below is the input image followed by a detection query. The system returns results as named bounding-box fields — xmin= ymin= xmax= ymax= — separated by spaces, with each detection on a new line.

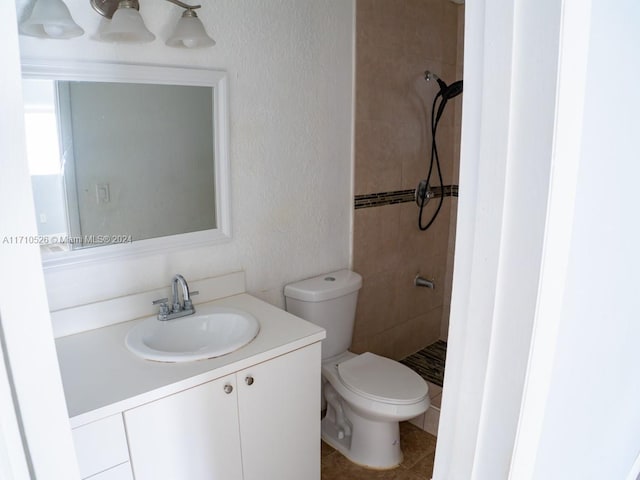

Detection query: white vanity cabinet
xmin=72 ymin=414 xmax=133 ymax=479
xmin=57 ymin=292 xmax=326 ymax=480
xmin=123 ymin=343 xmax=321 ymax=480
xmin=237 ymin=342 xmax=321 ymax=480
xmin=124 ymin=373 xmax=242 ymax=479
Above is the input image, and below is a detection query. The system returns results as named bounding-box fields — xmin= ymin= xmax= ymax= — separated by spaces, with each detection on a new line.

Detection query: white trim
xmin=20 ymin=59 xmax=232 ymax=271
xmin=0 ymin=3 xmax=81 ymax=478
xmin=0 ymin=335 xmax=31 ymax=480
xmin=348 ymin=0 xmax=356 ymax=270
xmin=56 ymin=81 xmax=82 ymax=239
xmin=20 ymin=60 xmax=226 ymax=88
xmin=509 ymin=0 xmax=592 ymax=478
xmin=626 ymin=451 xmax=640 ymax=480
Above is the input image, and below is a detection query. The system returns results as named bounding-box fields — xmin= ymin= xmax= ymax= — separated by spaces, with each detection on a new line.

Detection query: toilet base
xmin=321 ymin=401 xmax=403 ymax=470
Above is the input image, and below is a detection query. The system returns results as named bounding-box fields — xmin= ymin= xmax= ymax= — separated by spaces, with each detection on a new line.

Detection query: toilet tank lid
xmin=284 ymin=269 xmax=362 ymax=302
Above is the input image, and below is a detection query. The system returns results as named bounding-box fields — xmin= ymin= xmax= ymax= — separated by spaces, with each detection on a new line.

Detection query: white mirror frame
xmin=21 ymin=59 xmax=231 ymax=270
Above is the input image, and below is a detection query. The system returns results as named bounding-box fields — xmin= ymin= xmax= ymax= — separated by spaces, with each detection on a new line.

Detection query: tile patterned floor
xmin=321 ymin=422 xmax=437 ymax=480
xmin=400 ymin=341 xmax=447 ymax=387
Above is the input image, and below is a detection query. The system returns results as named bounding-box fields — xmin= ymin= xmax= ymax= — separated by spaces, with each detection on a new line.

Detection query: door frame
xmin=0 ymin=1 xmax=81 ymax=478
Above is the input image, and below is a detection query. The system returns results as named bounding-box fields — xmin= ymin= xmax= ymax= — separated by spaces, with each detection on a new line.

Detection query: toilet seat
xmin=337 ymin=352 xmax=428 ymax=405
xmin=321 ymin=351 xmax=430 ymax=469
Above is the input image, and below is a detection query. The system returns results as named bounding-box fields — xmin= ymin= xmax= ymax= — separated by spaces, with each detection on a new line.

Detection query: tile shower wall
xmin=351 ymin=0 xmax=463 ymax=360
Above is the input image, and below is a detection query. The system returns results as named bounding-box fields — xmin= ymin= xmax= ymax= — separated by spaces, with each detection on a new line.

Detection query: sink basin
xmin=125 ymin=306 xmax=260 ymax=362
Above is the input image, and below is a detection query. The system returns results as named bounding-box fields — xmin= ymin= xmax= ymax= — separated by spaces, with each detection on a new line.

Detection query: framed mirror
xmin=21 ymin=60 xmax=230 ymax=269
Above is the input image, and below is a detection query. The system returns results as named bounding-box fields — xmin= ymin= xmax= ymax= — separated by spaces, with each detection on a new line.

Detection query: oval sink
xmin=125 ymin=306 xmax=260 ymax=362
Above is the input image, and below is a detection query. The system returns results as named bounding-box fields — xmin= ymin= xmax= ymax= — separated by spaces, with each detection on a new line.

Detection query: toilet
xmin=284 ymin=269 xmax=429 ymax=469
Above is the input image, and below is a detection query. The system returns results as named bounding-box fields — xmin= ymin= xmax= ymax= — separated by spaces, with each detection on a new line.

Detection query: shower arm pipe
xmin=165 ymin=0 xmax=202 ymax=10
xmin=91 ymin=0 xmax=201 ymax=19
xmin=425 ymin=70 xmax=448 ymax=94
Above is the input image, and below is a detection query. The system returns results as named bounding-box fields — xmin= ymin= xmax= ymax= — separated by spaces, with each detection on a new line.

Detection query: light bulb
xmin=166 ymin=9 xmax=214 ymax=49
xmin=182 ymin=38 xmax=197 ymax=48
xmin=43 ymin=24 xmax=65 ymax=37
xmin=19 ymin=0 xmax=84 ymax=39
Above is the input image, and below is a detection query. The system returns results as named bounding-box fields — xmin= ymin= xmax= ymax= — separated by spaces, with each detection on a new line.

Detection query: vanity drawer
xmin=86 ymin=462 xmax=133 ymax=480
xmin=72 ymin=414 xmax=130 ymax=479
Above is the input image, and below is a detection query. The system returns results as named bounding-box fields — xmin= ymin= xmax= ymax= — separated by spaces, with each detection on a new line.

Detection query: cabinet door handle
xmin=224 ymin=384 xmax=233 ymax=394
xmin=245 ymin=376 xmax=254 ymax=386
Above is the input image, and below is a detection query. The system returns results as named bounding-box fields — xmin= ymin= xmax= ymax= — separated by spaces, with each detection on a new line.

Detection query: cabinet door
xmin=86 ymin=463 xmax=133 ymax=480
xmin=237 ymin=343 xmax=321 ymax=480
xmin=72 ymin=414 xmax=129 ymax=479
xmin=124 ymin=374 xmax=242 ymax=480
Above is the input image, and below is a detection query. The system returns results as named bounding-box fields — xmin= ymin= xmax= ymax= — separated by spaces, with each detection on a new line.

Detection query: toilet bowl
xmin=320 ymin=351 xmax=429 ymax=469
xmin=284 ymin=269 xmax=430 ymax=469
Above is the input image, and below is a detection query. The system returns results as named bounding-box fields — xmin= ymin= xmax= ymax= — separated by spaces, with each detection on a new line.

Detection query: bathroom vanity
xmin=55 ymin=284 xmax=325 ymax=480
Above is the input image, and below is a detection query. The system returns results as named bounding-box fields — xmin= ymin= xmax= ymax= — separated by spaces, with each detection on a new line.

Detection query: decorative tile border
xmin=354 ymin=185 xmax=458 ymax=209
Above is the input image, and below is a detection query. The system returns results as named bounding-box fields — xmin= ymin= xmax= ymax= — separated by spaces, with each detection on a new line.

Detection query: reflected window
xmin=23 ymin=80 xmax=69 ymax=251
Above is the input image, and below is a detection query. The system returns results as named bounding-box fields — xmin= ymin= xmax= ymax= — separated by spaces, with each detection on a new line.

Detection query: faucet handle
xmin=152 ymin=298 xmax=171 ymax=318
xmin=184 ymin=291 xmax=198 ymax=311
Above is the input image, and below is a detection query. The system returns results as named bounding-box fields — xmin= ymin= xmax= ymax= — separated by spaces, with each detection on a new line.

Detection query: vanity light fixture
xmin=165 ymin=7 xmax=215 ymax=48
xmin=94 ymin=0 xmax=155 ymax=43
xmin=92 ymin=0 xmax=215 ymax=47
xmin=19 ymin=0 xmax=85 ymax=39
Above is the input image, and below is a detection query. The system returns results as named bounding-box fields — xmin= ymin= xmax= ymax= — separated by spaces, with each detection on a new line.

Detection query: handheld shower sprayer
xmin=417 ymin=70 xmax=463 ymax=231
xmin=425 ymin=70 xmax=463 ymax=101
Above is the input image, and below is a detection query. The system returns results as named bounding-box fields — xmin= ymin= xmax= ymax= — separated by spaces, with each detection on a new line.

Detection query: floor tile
xmin=426 ymin=382 xmax=442 ymax=398
xmin=423 ymin=407 xmax=441 ymax=437
xmin=321 ymin=422 xmax=437 ymax=480
xmin=408 ymin=452 xmax=435 ymax=479
xmin=409 ymin=413 xmax=425 ymax=430
xmin=392 ymin=471 xmax=426 ymax=480
xmin=398 ymin=422 xmax=437 ymax=469
xmin=400 ymin=340 xmax=447 ymax=386
xmin=321 ymin=451 xmax=400 ymax=480
xmin=322 ymin=439 xmax=336 ymax=458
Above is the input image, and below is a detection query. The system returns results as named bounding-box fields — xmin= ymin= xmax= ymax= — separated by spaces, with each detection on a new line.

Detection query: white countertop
xmin=55 ymin=293 xmax=325 ymax=428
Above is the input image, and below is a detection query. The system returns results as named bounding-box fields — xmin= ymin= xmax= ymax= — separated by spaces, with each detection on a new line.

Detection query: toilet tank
xmin=284 ymin=270 xmax=362 ymax=360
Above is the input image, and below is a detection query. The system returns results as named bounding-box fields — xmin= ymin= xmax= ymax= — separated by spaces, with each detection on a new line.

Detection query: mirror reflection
xmin=22 ymin=78 xmax=216 ymax=253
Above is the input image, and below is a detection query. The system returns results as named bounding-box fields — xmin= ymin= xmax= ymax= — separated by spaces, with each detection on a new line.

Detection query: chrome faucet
xmin=172 ymin=274 xmax=192 ymax=313
xmin=152 ymin=274 xmax=198 ymax=321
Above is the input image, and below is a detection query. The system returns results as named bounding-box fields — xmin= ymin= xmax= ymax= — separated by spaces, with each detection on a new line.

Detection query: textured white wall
xmin=15 ymin=0 xmax=355 ymax=310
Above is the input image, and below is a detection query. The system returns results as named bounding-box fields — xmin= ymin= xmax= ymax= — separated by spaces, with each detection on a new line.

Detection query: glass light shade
xmin=19 ymin=0 xmax=84 ymax=39
xmin=98 ymin=5 xmax=155 ymax=43
xmin=166 ymin=10 xmax=215 ymax=49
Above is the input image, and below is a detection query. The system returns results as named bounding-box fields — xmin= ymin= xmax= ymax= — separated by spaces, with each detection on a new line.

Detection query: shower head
xmin=445 ymin=80 xmax=463 ymax=100
xmin=424 ymin=70 xmax=463 ymax=100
